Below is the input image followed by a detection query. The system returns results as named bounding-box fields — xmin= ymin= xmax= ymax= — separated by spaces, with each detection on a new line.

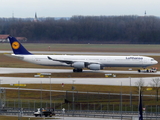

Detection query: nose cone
xmin=154 ymin=60 xmax=158 ymax=65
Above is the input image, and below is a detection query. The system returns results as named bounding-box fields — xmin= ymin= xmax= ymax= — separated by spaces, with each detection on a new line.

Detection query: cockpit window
xmin=151 ymin=59 xmax=154 ymax=61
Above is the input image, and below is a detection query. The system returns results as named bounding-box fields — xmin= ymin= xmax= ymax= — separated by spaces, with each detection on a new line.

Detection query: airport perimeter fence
xmin=2 ymin=100 xmax=160 ymax=116
xmin=1 ymin=89 xmax=160 ymax=118
xmin=1 ymin=104 xmax=160 ymax=120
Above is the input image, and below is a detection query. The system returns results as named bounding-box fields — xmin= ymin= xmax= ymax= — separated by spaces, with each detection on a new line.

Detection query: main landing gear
xmin=73 ymin=68 xmax=83 ymax=72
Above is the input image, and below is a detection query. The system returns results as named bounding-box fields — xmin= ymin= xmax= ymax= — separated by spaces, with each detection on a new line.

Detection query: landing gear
xmin=73 ymin=68 xmax=83 ymax=72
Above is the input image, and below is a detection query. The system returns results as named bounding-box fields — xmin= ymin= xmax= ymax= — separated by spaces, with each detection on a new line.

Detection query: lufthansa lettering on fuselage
xmin=126 ymin=57 xmax=143 ymax=60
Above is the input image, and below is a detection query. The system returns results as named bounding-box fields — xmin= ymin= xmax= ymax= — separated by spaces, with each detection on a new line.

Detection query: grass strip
xmin=0 ymin=116 xmax=57 ymax=120
xmin=0 ymin=73 xmax=159 ymax=78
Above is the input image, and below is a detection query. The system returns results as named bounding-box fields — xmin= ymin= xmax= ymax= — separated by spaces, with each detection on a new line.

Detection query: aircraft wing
xmin=47 ymin=56 xmax=100 ymax=65
xmin=48 ymin=56 xmax=74 ymax=64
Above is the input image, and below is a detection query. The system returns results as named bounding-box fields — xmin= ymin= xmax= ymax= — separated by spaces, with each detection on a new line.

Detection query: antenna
xmin=144 ymin=11 xmax=146 ymax=16
xmin=12 ymin=11 xmax=14 ymax=18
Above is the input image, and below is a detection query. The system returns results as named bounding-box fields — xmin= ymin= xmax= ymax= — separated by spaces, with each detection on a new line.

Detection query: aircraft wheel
xmin=73 ymin=69 xmax=76 ymax=72
xmin=73 ymin=69 xmax=83 ymax=72
xmin=138 ymin=69 xmax=141 ymax=72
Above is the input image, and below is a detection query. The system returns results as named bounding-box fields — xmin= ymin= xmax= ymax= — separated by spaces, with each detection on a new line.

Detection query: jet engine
xmin=88 ymin=64 xmax=102 ymax=70
xmin=72 ymin=62 xmax=85 ymax=69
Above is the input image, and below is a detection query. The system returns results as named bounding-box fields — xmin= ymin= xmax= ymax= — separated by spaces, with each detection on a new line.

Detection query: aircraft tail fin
xmin=8 ymin=36 xmax=32 ymax=55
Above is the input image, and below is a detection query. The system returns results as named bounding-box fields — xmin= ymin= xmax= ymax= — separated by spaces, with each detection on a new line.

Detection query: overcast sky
xmin=1 ymin=0 xmax=160 ymax=18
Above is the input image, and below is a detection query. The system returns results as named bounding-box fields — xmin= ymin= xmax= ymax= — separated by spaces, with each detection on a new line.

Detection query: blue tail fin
xmin=8 ymin=36 xmax=32 ymax=55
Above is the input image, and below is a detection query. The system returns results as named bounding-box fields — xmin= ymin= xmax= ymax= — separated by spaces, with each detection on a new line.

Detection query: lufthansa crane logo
xmin=12 ymin=42 xmax=20 ymax=49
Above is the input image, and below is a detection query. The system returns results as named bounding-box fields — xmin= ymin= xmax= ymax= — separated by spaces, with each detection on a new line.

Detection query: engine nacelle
xmin=88 ymin=64 xmax=102 ymax=70
xmin=72 ymin=62 xmax=85 ymax=69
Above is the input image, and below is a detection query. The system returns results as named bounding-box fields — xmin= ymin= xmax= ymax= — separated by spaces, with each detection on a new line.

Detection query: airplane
xmin=8 ymin=36 xmax=158 ymax=72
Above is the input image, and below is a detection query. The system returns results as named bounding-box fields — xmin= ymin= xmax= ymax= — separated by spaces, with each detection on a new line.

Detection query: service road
xmin=0 ymin=67 xmax=159 ymax=86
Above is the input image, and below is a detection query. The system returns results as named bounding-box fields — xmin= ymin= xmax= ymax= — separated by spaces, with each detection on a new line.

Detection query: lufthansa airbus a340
xmin=8 ymin=36 xmax=158 ymax=72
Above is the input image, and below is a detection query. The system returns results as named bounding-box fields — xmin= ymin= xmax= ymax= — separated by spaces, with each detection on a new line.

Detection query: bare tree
xmin=150 ymin=78 xmax=160 ymax=101
xmin=1 ymin=15 xmax=160 ymax=43
xmin=135 ymin=78 xmax=145 ymax=93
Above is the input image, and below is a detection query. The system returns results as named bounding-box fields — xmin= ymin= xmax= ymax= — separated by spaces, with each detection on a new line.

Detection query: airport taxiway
xmin=0 ymin=67 xmax=160 ymax=74
xmin=0 ymin=67 xmax=159 ymax=86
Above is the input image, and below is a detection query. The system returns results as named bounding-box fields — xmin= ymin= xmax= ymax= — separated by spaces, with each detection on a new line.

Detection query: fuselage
xmin=12 ymin=54 xmax=158 ymax=68
xmin=8 ymin=36 xmax=158 ymax=72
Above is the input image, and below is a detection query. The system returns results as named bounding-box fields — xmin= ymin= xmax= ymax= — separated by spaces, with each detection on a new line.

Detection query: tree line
xmin=0 ymin=15 xmax=160 ymax=44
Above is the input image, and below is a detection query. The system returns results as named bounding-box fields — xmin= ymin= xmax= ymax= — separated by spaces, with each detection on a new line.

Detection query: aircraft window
xmin=151 ymin=59 xmax=154 ymax=61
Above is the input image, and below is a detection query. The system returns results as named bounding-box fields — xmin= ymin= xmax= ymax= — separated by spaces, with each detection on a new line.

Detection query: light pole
xmin=39 ymin=81 xmax=43 ymax=117
xmin=0 ymin=79 xmax=2 ymax=109
xmin=72 ymin=80 xmax=75 ymax=115
xmin=139 ymin=86 xmax=143 ymax=120
xmin=34 ymin=74 xmax=44 ymax=117
xmin=18 ymin=81 xmax=22 ymax=120
xmin=129 ymin=77 xmax=132 ymax=109
xmin=120 ymin=82 xmax=122 ymax=120
xmin=49 ymin=76 xmax=52 ymax=109
xmin=40 ymin=81 xmax=42 ymax=110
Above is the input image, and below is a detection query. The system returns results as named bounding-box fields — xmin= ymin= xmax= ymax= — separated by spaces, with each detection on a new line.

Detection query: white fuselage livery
xmin=12 ymin=54 xmax=157 ymax=68
xmin=8 ymin=36 xmax=158 ymax=72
